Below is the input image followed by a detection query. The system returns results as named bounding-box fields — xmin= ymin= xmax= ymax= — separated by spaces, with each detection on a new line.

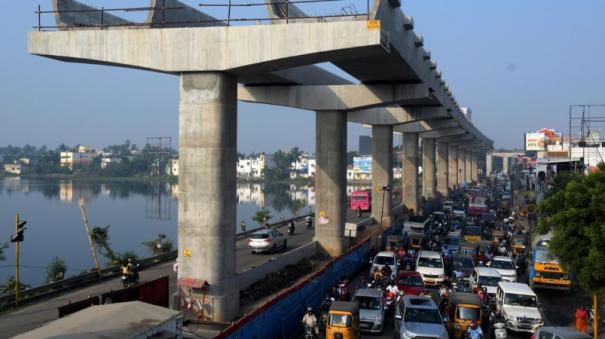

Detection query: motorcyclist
xmin=302 ymin=307 xmax=318 ymax=336
xmin=121 ymin=258 xmax=136 ymax=277
xmin=371 ymin=266 xmax=383 ymax=282
xmin=386 ymin=282 xmax=399 ymax=295
xmin=466 ymin=321 xmax=483 ymax=339
xmin=380 ymin=264 xmax=392 ymax=279
xmin=288 ymin=220 xmax=295 ymax=235
xmin=305 ymin=215 xmax=313 ymax=229
xmin=473 ymin=282 xmax=483 ymax=294
xmin=420 ymin=288 xmax=431 ymax=297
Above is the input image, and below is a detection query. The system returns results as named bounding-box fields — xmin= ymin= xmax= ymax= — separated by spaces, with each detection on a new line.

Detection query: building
xmin=308 ymin=159 xmax=316 ymax=178
xmin=359 ymin=135 xmax=372 ymax=155
xmin=461 ymin=107 xmax=472 ymax=121
xmin=237 ymin=153 xmax=267 ymax=178
xmin=19 ymin=158 xmax=33 ymax=165
xmin=289 ymin=153 xmax=315 ymax=179
xmin=60 ymin=146 xmax=97 ymax=170
xmin=166 ymin=158 xmax=179 ymax=176
xmin=347 ymin=156 xmax=372 ymax=181
xmin=4 ymin=163 xmax=22 ymax=175
xmin=100 ymin=157 xmax=122 ymax=169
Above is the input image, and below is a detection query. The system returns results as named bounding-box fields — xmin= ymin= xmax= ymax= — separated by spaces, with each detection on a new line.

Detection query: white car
xmin=496 ymin=282 xmax=543 ymax=333
xmin=471 ymin=267 xmax=502 ymax=296
xmin=248 ymin=229 xmax=287 ymax=253
xmin=490 ymin=256 xmax=517 ymax=282
xmin=371 ymin=251 xmax=398 ymax=280
xmin=415 ymin=250 xmax=445 ymax=286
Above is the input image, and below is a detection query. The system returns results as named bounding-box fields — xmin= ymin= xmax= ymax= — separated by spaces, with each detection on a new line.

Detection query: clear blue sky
xmin=1 ymin=0 xmax=604 ymax=153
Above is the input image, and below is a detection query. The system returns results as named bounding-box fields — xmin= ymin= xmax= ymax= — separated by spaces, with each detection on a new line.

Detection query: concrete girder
xmin=348 ymin=106 xmax=448 ymax=126
xmin=420 ymin=128 xmax=465 ymax=139
xmin=439 ymin=134 xmax=475 ymax=144
xmin=29 ymin=21 xmax=382 ymax=75
xmin=238 ymin=83 xmax=432 ymax=111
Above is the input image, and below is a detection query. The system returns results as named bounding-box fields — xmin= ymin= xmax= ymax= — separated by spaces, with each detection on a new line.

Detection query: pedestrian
xmin=240 ymin=220 xmax=246 ymax=233
xmin=575 ymin=306 xmax=588 ymax=333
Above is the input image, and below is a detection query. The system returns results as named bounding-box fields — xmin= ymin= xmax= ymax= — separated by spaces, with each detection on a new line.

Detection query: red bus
xmin=350 ymin=190 xmax=371 ymax=212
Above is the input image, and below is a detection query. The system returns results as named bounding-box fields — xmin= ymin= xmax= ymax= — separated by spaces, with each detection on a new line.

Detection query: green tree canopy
xmin=46 ymin=256 xmax=67 ymax=283
xmin=143 ymin=234 xmax=173 ymax=256
xmin=0 ymin=276 xmax=30 ymax=295
xmin=538 ymin=164 xmax=605 ymax=293
xmin=252 ymin=210 xmax=272 ymax=226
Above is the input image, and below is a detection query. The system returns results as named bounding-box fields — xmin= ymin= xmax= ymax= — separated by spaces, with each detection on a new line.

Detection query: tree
xmin=143 ymin=234 xmax=173 ymax=256
xmin=538 ymin=164 xmax=605 ymax=293
xmin=0 ymin=276 xmax=30 ymax=295
xmin=90 ymin=225 xmax=116 ymax=263
xmin=252 ymin=210 xmax=272 ymax=226
xmin=46 ymin=256 xmax=67 ymax=283
xmin=0 ymin=242 xmax=8 ymax=261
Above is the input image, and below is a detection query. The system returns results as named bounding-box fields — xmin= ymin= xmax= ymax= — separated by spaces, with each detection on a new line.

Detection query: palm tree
xmin=252 ymin=210 xmax=272 ymax=227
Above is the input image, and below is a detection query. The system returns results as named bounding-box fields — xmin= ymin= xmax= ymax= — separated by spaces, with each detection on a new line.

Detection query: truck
xmin=528 ymin=237 xmax=571 ymax=291
xmin=403 ymin=216 xmax=428 ymax=234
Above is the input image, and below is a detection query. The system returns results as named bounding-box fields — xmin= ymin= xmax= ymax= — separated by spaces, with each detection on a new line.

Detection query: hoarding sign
xmin=525 ymin=133 xmax=545 ymax=151
xmin=353 ymin=156 xmax=372 ymax=173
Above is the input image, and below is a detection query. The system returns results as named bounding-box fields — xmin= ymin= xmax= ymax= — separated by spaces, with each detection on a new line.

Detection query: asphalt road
xmin=0 ymin=207 xmax=378 ymax=338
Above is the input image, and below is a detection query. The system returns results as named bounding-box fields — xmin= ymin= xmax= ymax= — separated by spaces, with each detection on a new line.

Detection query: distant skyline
xmin=1 ymin=1 xmax=604 ymax=153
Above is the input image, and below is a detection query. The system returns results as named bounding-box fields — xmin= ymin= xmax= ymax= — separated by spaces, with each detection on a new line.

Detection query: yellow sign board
xmin=183 ymin=248 xmax=192 ymax=257
xmin=367 ymin=20 xmax=380 ymax=30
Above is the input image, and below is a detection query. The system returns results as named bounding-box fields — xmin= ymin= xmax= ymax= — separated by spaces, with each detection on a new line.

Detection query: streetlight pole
xmin=379 ymin=185 xmax=391 ymax=229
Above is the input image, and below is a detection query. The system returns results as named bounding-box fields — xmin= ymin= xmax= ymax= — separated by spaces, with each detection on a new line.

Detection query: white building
xmin=60 ymin=146 xmax=97 ymax=170
xmin=237 ymin=153 xmax=267 ymax=178
xmin=308 ymin=159 xmax=316 ymax=178
xmin=4 ymin=163 xmax=22 ymax=175
xmin=461 ymin=107 xmax=472 ymax=121
xmin=101 ymin=157 xmax=122 ymax=169
xmin=289 ymin=153 xmax=316 ymax=179
xmin=165 ymin=159 xmax=179 ymax=176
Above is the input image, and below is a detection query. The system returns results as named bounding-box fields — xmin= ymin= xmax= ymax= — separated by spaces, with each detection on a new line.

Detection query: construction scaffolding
xmin=569 ymin=104 xmax=605 ymax=171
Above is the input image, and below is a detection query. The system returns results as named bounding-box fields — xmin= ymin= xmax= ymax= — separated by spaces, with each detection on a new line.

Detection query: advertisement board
xmin=525 ymin=133 xmax=545 ymax=151
xmin=353 ymin=156 xmax=372 ymax=173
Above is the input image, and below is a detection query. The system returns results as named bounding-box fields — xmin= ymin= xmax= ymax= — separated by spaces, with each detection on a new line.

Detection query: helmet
xmin=307 ymin=307 xmax=313 ymax=313
xmin=127 ymin=258 xmax=133 ymax=263
xmin=471 ymin=321 xmax=478 ymax=329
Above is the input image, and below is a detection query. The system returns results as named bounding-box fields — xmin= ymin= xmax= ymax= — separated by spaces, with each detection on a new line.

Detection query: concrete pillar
xmin=178 ymin=72 xmax=238 ymax=321
xmin=503 ymin=156 xmax=509 ymax=174
xmin=403 ymin=133 xmax=419 ymax=215
xmin=465 ymin=150 xmax=472 ymax=184
xmin=486 ymin=153 xmax=493 ymax=175
xmin=315 ymin=110 xmax=347 ymax=257
xmin=458 ymin=147 xmax=465 ymax=186
xmin=448 ymin=144 xmax=458 ymax=190
xmin=436 ymin=142 xmax=449 ymax=197
xmin=371 ymin=125 xmax=393 ymax=229
xmin=421 ymin=138 xmax=436 ymax=199
xmin=471 ymin=152 xmax=478 ymax=182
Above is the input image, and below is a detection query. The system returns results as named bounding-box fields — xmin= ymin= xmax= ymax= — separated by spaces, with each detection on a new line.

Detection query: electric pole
xmin=10 ymin=213 xmax=27 ymax=306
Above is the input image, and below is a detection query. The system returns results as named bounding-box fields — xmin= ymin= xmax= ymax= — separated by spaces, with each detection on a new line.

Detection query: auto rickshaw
xmin=386 ymin=235 xmax=402 ymax=251
xmin=458 ymin=243 xmax=476 ymax=256
xmin=407 ymin=231 xmax=424 ymax=250
xmin=491 ymin=229 xmax=505 ymax=245
xmin=445 ymin=292 xmax=482 ymax=339
xmin=326 ymin=301 xmax=360 ymax=339
xmin=512 ymin=235 xmax=527 ymax=254
xmin=463 ymin=226 xmax=482 ymax=243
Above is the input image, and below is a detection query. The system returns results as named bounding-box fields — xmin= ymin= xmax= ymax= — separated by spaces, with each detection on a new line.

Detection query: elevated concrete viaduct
xmin=30 ymin=0 xmax=493 ymax=321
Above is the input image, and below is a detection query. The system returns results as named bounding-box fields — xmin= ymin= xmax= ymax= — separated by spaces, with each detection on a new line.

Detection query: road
xmin=0 ymin=207 xmax=379 ymax=338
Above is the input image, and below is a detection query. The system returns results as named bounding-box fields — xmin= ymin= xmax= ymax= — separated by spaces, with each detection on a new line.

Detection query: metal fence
xmin=34 ymin=0 xmax=371 ymax=31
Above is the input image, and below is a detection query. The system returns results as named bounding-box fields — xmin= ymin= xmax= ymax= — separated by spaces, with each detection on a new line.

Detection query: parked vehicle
xmin=394 ymin=296 xmax=448 ymax=339
xmin=445 ymin=292 xmax=482 ymax=339
xmin=489 ymin=256 xmax=517 ymax=282
xmin=326 ymin=301 xmax=360 ymax=339
xmin=350 ymin=190 xmax=371 ymax=213
xmin=397 ymin=270 xmax=425 ymax=296
xmin=248 ymin=229 xmax=287 ymax=253
xmin=352 ymin=288 xmax=385 ymax=333
xmin=495 ymin=282 xmax=543 ymax=333
xmin=415 ymin=250 xmax=445 ymax=287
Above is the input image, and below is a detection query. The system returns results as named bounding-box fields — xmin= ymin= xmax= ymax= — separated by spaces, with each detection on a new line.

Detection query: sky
xmin=1 ymin=1 xmax=604 ymax=153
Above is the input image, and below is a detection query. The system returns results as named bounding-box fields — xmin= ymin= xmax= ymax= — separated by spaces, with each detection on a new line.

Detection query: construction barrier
xmin=57 ymin=295 xmax=100 ymax=318
xmin=217 ymin=225 xmax=399 ymax=339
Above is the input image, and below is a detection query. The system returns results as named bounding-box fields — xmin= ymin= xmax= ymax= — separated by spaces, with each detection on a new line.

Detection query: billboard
xmin=353 ymin=156 xmax=372 ymax=173
xmin=525 ymin=132 xmax=545 ymax=151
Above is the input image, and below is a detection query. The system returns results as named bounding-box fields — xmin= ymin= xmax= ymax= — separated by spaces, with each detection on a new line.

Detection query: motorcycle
xmin=492 ymin=322 xmax=507 ymax=339
xmin=121 ymin=271 xmax=139 ymax=288
xmin=288 ymin=222 xmax=295 ymax=236
xmin=304 ymin=325 xmax=317 ymax=339
xmin=336 ymin=279 xmax=350 ymax=301
xmin=305 ymin=218 xmax=313 ymax=230
xmin=384 ymin=291 xmax=396 ymax=311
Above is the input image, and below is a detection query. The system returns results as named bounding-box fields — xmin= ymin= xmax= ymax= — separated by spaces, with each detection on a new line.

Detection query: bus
xmin=529 ymin=244 xmax=571 ymax=291
xmin=350 ymin=190 xmax=371 ymax=212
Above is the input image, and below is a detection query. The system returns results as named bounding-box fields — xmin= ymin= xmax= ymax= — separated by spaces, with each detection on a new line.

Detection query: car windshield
xmin=329 ymin=314 xmax=352 ymax=327
xmin=456 ymin=306 xmax=480 ymax=321
xmin=466 ymin=227 xmax=482 ymax=236
xmin=250 ymin=233 xmax=269 ymax=239
xmin=453 ymin=257 xmax=474 ymax=268
xmin=399 ymin=275 xmax=423 ymax=287
xmin=354 ymin=296 xmax=381 ymax=310
xmin=404 ymin=308 xmax=442 ymax=324
xmin=374 ymin=256 xmax=394 ymax=266
xmin=478 ymin=275 xmax=501 ymax=286
xmin=445 ymin=237 xmax=460 ymax=246
xmin=418 ymin=257 xmax=443 ymax=268
xmin=514 ymin=239 xmax=526 ymax=245
xmin=490 ymin=260 xmax=514 ymax=270
xmin=504 ymin=293 xmax=538 ymax=307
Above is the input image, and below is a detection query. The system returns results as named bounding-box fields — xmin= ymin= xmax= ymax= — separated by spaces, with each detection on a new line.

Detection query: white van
xmin=496 ymin=282 xmax=543 ymax=333
xmin=489 ymin=256 xmax=517 ymax=282
xmin=415 ymin=251 xmax=445 ymax=286
xmin=471 ymin=267 xmax=502 ymax=296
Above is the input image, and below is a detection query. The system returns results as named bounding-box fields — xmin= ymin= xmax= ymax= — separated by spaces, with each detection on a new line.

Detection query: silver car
xmin=352 ymin=288 xmax=385 ymax=333
xmin=248 ymin=229 xmax=287 ymax=253
xmin=395 ymin=296 xmax=449 ymax=339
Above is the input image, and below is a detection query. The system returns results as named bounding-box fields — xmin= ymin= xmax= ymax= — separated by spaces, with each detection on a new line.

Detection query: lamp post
xmin=379 ymin=185 xmax=392 ymax=229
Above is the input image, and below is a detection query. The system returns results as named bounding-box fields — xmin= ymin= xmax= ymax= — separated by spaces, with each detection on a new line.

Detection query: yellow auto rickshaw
xmin=446 ymin=292 xmax=482 ymax=339
xmin=407 ymin=231 xmax=424 ymax=250
xmin=387 ymin=235 xmax=402 ymax=252
xmin=512 ymin=235 xmax=527 ymax=254
xmin=326 ymin=301 xmax=360 ymax=339
xmin=463 ymin=226 xmax=483 ymax=243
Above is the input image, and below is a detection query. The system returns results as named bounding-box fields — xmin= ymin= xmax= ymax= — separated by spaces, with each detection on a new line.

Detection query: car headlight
xmin=509 ymin=315 xmax=517 ymax=322
xmin=375 ymin=315 xmax=382 ymax=322
xmin=402 ymin=331 xmax=414 ymax=339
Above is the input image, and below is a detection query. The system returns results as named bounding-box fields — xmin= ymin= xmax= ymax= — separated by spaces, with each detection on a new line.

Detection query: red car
xmin=397 ymin=271 xmax=425 ymax=296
